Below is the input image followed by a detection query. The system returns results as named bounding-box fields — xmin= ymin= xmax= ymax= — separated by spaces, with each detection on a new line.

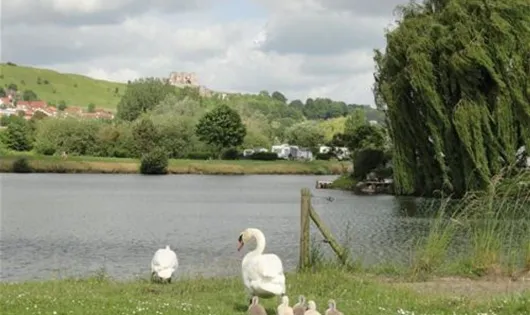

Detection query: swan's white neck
xmin=248 ymin=228 xmax=266 ymax=255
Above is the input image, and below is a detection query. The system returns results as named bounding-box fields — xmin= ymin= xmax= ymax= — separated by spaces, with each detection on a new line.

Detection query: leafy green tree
xmin=57 ymin=100 xmax=67 ymax=111
xmin=4 ymin=116 xmax=33 ymax=151
xmin=22 ymin=89 xmax=38 ymax=101
xmin=343 ymin=109 xmax=367 ymax=136
xmin=152 ymin=94 xmax=205 ymax=118
xmin=132 ymin=116 xmax=159 ymax=156
xmin=285 ymin=121 xmax=325 ymax=148
xmin=33 ymin=118 xmax=99 ymax=155
xmin=87 ymin=103 xmax=96 ymax=113
xmin=352 ymin=149 xmax=391 ymax=181
xmin=373 ymin=0 xmax=530 ymax=196
xmin=0 ymin=135 xmax=7 ymax=155
xmin=92 ymin=122 xmax=136 ymax=158
xmin=195 ymin=104 xmax=246 ymax=155
xmin=271 ymin=91 xmax=287 ymax=103
xmin=152 ymin=114 xmax=195 ymax=158
xmin=345 ymin=124 xmax=386 ymax=152
xmin=117 ymin=78 xmax=176 ymax=121
xmin=303 ymin=97 xmax=348 ymax=119
xmin=31 ymin=110 xmax=48 ymax=121
xmin=288 ymin=99 xmax=304 ymax=111
xmin=0 ymin=87 xmax=6 ymax=97
xmin=7 ymin=83 xmax=17 ymax=91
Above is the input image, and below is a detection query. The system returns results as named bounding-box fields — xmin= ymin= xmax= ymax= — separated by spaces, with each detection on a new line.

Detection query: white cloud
xmin=2 ymin=0 xmax=404 ymax=106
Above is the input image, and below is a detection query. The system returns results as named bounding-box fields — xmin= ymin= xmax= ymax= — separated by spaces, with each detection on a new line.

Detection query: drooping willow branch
xmin=374 ymin=0 xmax=530 ymax=197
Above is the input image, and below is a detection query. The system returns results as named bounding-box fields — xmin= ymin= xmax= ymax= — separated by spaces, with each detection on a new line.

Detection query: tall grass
xmin=411 ymin=171 xmax=530 ymax=278
xmin=308 ymin=170 xmax=530 ymax=279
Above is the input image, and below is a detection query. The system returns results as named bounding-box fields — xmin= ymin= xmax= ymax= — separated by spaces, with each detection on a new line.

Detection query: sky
xmin=1 ymin=0 xmax=405 ymax=106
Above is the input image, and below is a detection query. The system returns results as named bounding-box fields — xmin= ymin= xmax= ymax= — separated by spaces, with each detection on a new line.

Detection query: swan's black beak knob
xmin=237 ymin=234 xmax=244 ymax=251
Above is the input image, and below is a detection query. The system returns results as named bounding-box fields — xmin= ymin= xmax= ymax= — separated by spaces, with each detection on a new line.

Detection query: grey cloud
xmin=3 ymin=0 xmax=214 ymax=26
xmin=258 ymin=12 xmax=386 ymax=55
xmin=299 ymin=51 xmax=375 ymax=77
xmin=314 ymin=0 xmax=407 ymax=17
xmin=2 ymin=19 xmax=239 ymax=66
xmin=252 ymin=0 xmax=406 ymax=17
xmin=2 ymin=25 xmax=138 ymax=65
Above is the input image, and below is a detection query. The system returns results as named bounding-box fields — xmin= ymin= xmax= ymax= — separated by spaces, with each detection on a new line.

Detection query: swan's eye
xmin=238 ymin=234 xmax=243 ymax=242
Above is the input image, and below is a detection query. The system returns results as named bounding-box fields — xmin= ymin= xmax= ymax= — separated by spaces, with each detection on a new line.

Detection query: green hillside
xmin=0 ymin=63 xmax=126 ymax=110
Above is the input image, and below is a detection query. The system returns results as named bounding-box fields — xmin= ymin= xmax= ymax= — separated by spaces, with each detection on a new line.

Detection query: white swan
xmin=238 ymin=228 xmax=286 ymax=303
xmin=150 ymin=245 xmax=178 ymax=283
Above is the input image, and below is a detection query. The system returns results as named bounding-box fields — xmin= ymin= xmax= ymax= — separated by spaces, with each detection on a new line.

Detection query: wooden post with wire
xmin=298 ymin=187 xmax=347 ymax=269
xmin=299 ymin=188 xmax=311 ymax=270
xmin=309 ymin=205 xmax=347 ymax=264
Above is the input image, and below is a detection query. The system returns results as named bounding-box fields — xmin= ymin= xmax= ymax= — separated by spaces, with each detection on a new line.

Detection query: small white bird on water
xmin=151 ymin=245 xmax=178 ymax=283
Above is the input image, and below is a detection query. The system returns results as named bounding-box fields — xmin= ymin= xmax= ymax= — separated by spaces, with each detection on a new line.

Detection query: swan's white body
xmin=239 ymin=228 xmax=286 ymax=299
xmin=151 ymin=245 xmax=178 ymax=282
xmin=277 ymin=295 xmax=294 ymax=315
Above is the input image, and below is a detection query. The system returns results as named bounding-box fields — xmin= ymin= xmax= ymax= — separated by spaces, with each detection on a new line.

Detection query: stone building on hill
xmin=168 ymin=72 xmax=198 ymax=86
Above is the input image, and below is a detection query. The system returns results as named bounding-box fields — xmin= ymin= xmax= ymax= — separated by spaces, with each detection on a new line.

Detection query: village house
xmin=0 ymin=97 xmax=114 ymax=120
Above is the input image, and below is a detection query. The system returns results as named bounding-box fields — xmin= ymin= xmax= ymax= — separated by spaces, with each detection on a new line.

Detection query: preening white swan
xmin=151 ymin=245 xmax=178 ymax=283
xmin=237 ymin=228 xmax=286 ymax=303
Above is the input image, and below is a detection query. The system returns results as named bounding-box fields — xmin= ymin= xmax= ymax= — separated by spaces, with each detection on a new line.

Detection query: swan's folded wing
xmin=152 ymin=250 xmax=178 ymax=270
xmin=256 ymin=254 xmax=284 ymax=278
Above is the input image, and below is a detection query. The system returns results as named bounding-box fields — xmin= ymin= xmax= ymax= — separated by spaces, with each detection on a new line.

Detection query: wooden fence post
xmin=299 ymin=188 xmax=311 ymax=270
xmin=309 ymin=205 xmax=347 ymax=264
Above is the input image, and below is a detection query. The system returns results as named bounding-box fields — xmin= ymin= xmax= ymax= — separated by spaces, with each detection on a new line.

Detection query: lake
xmin=0 ymin=174 xmax=432 ymax=282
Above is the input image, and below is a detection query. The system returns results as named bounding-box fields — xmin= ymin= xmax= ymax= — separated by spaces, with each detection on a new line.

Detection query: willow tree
xmin=373 ymin=0 xmax=530 ymax=196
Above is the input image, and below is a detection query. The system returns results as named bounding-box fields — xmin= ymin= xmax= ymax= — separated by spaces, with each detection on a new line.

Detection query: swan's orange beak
xmin=237 ymin=240 xmax=244 ymax=251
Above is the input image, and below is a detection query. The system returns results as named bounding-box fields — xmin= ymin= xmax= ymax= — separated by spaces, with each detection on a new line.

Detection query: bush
xmin=4 ymin=116 xmax=33 ymax=151
xmin=315 ymin=152 xmax=334 ymax=160
xmin=12 ymin=157 xmax=32 ymax=173
xmin=353 ymin=148 xmax=389 ymax=180
xmin=186 ymin=152 xmax=212 ymax=160
xmin=139 ymin=148 xmax=168 ymax=175
xmin=249 ymin=152 xmax=278 ymax=161
xmin=33 ymin=118 xmax=100 ymax=156
xmin=221 ymin=148 xmax=240 ymax=160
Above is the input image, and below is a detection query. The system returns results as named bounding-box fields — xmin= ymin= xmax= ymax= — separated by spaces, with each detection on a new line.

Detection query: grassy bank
xmin=0 ymin=153 xmax=351 ymax=175
xmin=330 ymin=174 xmax=357 ymax=189
xmin=1 ymin=63 xmax=126 ymax=110
xmin=1 ymin=269 xmax=529 ymax=315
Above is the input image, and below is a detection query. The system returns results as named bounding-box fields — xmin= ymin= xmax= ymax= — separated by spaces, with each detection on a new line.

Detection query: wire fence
xmin=305 ymin=191 xmax=439 ymax=268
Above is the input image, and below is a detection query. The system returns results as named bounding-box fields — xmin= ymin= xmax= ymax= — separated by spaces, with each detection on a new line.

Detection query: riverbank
xmin=1 ymin=269 xmax=529 ymax=315
xmin=0 ymin=153 xmax=351 ymax=175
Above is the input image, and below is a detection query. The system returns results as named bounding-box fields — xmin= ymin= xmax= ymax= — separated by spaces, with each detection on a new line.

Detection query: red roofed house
xmin=0 ymin=96 xmax=13 ymax=108
xmin=16 ymin=100 xmax=56 ymax=119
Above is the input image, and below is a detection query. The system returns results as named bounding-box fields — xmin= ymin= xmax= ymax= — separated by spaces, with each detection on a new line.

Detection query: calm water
xmin=0 ymin=174 xmax=432 ymax=282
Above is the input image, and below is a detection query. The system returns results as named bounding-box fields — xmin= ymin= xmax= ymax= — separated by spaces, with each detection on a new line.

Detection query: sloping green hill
xmin=0 ymin=63 xmax=126 ymax=110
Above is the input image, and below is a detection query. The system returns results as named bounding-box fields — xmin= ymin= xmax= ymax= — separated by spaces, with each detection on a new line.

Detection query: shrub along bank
xmin=0 ymin=152 xmax=351 ymax=175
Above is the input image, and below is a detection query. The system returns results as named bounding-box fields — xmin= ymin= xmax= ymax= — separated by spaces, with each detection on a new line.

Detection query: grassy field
xmin=1 ymin=268 xmax=529 ymax=315
xmin=0 ymin=63 xmax=126 ymax=110
xmin=0 ymin=152 xmax=351 ymax=175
